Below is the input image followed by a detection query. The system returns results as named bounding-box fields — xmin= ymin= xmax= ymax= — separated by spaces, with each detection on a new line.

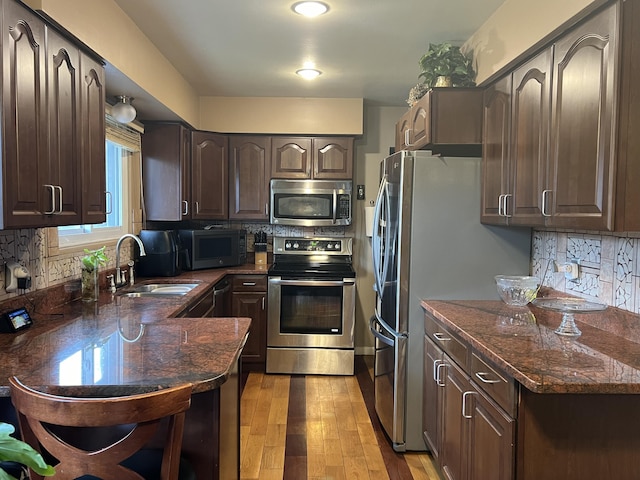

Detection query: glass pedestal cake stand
xmin=532 ymin=298 xmax=608 ymax=336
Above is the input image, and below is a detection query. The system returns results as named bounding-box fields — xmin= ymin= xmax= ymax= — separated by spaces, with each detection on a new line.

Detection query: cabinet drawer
xmin=231 ymin=275 xmax=267 ymax=292
xmin=424 ymin=312 xmax=468 ymax=369
xmin=470 ymin=352 xmax=516 ymax=416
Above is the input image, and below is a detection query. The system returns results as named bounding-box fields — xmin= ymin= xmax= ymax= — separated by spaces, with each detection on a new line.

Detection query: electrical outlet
xmin=554 ymin=259 xmax=580 ymax=281
xmin=356 ymin=185 xmax=365 ymax=200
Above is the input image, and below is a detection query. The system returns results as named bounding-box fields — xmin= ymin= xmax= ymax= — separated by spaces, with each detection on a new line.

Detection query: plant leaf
xmin=0 ymin=424 xmax=55 ymax=477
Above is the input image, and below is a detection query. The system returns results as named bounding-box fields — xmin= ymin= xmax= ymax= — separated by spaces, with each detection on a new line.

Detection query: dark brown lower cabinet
xmin=425 ymin=336 xmax=515 ymax=480
xmin=424 ymin=307 xmax=640 ymax=480
xmin=230 ymin=275 xmax=267 ymax=368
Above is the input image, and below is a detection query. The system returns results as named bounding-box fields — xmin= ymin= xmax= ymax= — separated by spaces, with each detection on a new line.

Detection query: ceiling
xmin=108 ymin=0 xmax=505 ymax=122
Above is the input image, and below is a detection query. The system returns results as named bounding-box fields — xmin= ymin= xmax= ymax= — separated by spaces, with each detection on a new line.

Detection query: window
xmin=58 ymin=139 xmax=131 ymax=247
xmin=58 ymin=112 xmax=142 ymax=248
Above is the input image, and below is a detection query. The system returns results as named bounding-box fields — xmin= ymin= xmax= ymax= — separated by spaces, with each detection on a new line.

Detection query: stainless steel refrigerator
xmin=369 ymin=150 xmax=531 ymax=452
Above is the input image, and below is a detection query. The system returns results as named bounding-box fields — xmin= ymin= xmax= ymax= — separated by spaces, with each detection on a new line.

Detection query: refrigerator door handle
xmin=369 ymin=316 xmax=394 ymax=347
xmin=372 ymin=176 xmax=388 ymax=296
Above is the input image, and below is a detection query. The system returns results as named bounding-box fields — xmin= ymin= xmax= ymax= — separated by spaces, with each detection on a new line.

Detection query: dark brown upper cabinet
xmin=395 ymin=88 xmax=483 ymax=156
xmin=271 ymin=137 xmax=353 ymax=179
xmin=482 ymin=1 xmax=639 ymax=232
xmin=229 ymin=136 xmax=271 ymax=220
xmin=191 ymin=130 xmax=228 ymax=220
xmin=142 ymin=123 xmax=192 ymax=221
xmin=481 ymin=48 xmax=552 ymax=227
xmin=0 ymin=0 xmax=105 ymax=229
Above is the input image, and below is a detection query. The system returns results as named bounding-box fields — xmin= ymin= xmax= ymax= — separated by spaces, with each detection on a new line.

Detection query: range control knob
xmin=293 ymin=242 xmax=299 ymax=249
xmin=285 ymin=242 xmax=292 ymax=249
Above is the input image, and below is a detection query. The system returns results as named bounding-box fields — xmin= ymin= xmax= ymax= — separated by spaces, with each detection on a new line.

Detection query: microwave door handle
xmin=332 ymin=189 xmax=338 ymax=224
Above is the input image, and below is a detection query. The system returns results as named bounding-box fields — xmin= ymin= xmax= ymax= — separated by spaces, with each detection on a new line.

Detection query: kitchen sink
xmin=119 ymin=283 xmax=199 ymax=297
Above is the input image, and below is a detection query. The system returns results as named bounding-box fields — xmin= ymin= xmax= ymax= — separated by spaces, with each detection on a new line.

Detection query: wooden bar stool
xmin=9 ymin=377 xmax=195 ymax=480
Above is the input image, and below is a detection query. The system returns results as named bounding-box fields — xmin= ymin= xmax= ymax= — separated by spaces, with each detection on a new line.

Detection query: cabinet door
xmin=47 ymin=27 xmax=82 ymax=226
xmin=231 ymin=291 xmax=266 ymax=365
xmin=229 ymin=136 xmax=271 ymax=220
xmin=467 ymin=389 xmax=515 ymax=480
xmin=1 ymin=2 xmax=47 ymax=228
xmin=313 ymin=137 xmax=353 ymax=179
xmin=423 ymin=336 xmax=444 ymax=461
xmin=549 ymin=2 xmax=618 ymax=231
xmin=80 ymin=53 xmax=106 ymax=224
xmin=271 ymin=137 xmax=312 ymax=178
xmin=395 ymin=109 xmax=411 ymax=152
xmin=510 ymin=47 xmax=552 ymax=226
xmin=441 ymin=357 xmax=468 ymax=480
xmin=410 ymin=95 xmax=431 ymax=149
xmin=142 ymin=123 xmax=191 ymax=221
xmin=191 ymin=131 xmax=228 ymax=220
xmin=481 ymin=76 xmax=511 ymax=225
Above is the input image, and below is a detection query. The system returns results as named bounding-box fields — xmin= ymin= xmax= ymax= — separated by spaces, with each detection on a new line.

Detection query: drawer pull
xmin=433 ymin=332 xmax=451 ymax=342
xmin=462 ymin=391 xmax=477 ymax=419
xmin=243 ymin=282 xmax=257 ymax=286
xmin=475 ymin=372 xmax=502 ymax=384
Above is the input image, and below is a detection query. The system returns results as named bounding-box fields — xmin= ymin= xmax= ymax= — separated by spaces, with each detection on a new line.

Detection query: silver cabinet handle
xmin=182 ymin=200 xmax=189 ymax=216
xmin=433 ymin=359 xmax=443 ymax=382
xmin=436 ymin=362 xmax=446 ymax=387
xmin=498 ymin=194 xmax=504 ymax=216
xmin=105 ymin=191 xmax=113 ymax=215
xmin=541 ymin=189 xmax=552 ymax=217
xmin=433 ymin=332 xmax=451 ymax=342
xmin=52 ymin=185 xmax=63 ymax=214
xmin=243 ymin=282 xmax=256 ymax=286
xmin=265 ymin=203 xmax=269 ymax=216
xmin=462 ymin=391 xmax=477 ymax=419
xmin=404 ymin=128 xmax=414 ymax=147
xmin=504 ymin=193 xmax=512 ymax=218
xmin=44 ymin=185 xmax=56 ymax=214
xmin=475 ymin=372 xmax=502 ymax=384
xmin=262 ymin=296 xmax=265 ymax=310
xmin=195 ymin=201 xmax=200 ymax=214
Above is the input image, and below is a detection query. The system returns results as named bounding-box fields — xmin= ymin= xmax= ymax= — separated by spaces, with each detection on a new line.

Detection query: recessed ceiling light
xmin=292 ymin=1 xmax=329 ymax=17
xmin=296 ymin=68 xmax=322 ymax=80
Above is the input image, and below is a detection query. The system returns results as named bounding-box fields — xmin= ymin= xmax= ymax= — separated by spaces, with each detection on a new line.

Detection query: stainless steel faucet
xmin=115 ymin=234 xmax=146 ymax=287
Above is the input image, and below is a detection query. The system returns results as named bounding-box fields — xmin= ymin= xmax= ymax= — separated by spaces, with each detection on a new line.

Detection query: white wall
xmin=465 ymin=0 xmax=602 ymax=84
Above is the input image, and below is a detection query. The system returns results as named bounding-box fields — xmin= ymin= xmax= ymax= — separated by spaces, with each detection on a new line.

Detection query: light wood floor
xmin=240 ymin=361 xmax=441 ymax=479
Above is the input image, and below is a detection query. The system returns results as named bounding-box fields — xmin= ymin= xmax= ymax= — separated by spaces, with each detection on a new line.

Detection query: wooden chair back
xmin=9 ymin=376 xmax=192 ymax=480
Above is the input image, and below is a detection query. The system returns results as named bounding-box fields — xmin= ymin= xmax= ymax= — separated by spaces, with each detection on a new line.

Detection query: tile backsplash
xmin=532 ymin=230 xmax=640 ymax=314
xmin=0 ymin=223 xmax=350 ymax=305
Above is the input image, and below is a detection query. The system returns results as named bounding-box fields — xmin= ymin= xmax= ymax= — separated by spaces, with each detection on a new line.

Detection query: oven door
xmin=267 ymin=276 xmax=355 ymax=348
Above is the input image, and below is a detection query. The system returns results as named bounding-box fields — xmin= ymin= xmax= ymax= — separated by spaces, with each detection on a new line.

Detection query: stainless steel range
xmin=267 ymin=236 xmax=356 ymax=375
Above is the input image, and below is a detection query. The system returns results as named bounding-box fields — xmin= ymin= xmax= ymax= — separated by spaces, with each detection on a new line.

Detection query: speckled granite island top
xmin=421 ymin=298 xmax=640 ymax=394
xmin=0 ymin=266 xmax=263 ymax=397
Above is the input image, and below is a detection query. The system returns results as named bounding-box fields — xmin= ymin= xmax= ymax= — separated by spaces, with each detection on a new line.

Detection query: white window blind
xmin=105 ymin=114 xmax=142 ymax=152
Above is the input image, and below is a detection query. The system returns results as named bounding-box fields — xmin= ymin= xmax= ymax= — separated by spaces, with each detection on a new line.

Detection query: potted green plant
xmin=0 ymin=422 xmax=55 ymax=479
xmin=81 ymin=246 xmax=109 ymax=302
xmin=418 ymin=42 xmax=476 ymax=88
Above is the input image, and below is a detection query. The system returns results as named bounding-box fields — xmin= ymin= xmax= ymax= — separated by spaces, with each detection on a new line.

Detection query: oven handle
xmin=269 ymin=278 xmax=355 ymax=287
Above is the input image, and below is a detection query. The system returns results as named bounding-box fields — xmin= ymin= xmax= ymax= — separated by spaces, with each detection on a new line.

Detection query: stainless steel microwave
xmin=177 ymin=229 xmax=247 ymax=270
xmin=270 ymin=179 xmax=352 ymax=226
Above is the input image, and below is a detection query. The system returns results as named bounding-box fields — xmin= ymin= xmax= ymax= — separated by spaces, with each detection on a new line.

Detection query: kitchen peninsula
xmin=0 ymin=267 xmax=257 ymax=480
xmin=422 ymin=297 xmax=640 ymax=480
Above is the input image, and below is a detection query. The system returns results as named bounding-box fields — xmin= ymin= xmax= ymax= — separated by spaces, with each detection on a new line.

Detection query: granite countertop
xmin=421 ymin=296 xmax=640 ymax=394
xmin=0 ymin=265 xmax=268 ymax=397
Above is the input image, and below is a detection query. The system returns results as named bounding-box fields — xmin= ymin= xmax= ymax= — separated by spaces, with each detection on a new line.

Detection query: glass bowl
xmin=495 ymin=275 xmax=540 ymax=306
